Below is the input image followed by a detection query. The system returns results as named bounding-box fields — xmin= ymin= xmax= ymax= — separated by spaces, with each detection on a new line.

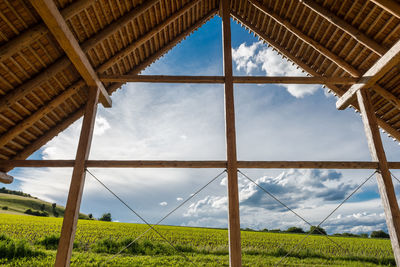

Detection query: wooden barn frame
xmin=1 ymin=0 xmax=400 ymax=266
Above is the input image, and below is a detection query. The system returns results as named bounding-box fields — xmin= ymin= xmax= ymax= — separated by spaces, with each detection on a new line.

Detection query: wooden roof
xmin=1 ymin=0 xmax=400 ymax=162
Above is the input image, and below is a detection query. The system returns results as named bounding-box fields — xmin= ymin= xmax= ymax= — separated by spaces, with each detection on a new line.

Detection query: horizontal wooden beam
xmin=31 ymin=0 xmax=111 ymax=108
xmin=0 ymin=172 xmax=13 ymax=184
xmin=337 ymin=38 xmax=400 ymax=110
xmin=99 ymin=75 xmax=358 ymax=84
xmin=2 ymin=160 xmax=400 ymax=169
xmin=299 ymin=0 xmax=386 ymax=56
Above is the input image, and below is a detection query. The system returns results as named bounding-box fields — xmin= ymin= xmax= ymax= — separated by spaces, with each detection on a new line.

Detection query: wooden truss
xmin=0 ymin=0 xmax=399 ymax=266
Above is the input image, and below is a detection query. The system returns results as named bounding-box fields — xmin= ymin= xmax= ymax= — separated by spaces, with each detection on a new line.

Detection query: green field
xmin=0 ymin=214 xmax=395 ymax=266
xmin=0 ymin=193 xmax=89 ymax=219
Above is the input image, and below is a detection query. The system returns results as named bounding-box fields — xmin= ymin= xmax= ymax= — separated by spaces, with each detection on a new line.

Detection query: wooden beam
xmin=3 ymin=9 xmax=218 ymax=172
xmin=103 ymin=9 xmax=218 ymax=95
xmin=370 ymin=0 xmax=400 ymax=19
xmin=222 ymin=0 xmax=242 ymax=266
xmin=3 ymin=160 xmax=400 ymax=169
xmin=0 ymin=172 xmax=13 ymax=184
xmin=337 ymin=38 xmax=400 ymax=110
xmin=0 ymin=81 xmax=84 ymax=149
xmin=230 ymin=10 xmax=400 ymax=143
xmin=0 ymin=0 xmax=96 ymax=61
xmin=30 ymin=0 xmax=111 ymax=108
xmin=356 ymin=88 xmax=400 ymax=265
xmin=55 ymin=87 xmax=99 ymax=267
xmin=372 ymin=85 xmax=400 ymax=111
xmin=100 ymin=75 xmax=225 ymax=83
xmin=299 ymin=0 xmax=386 ymax=56
xmin=248 ymin=0 xmax=360 ymax=77
xmin=0 ymin=0 xmax=188 ymax=114
xmin=93 ymin=0 xmax=202 ymax=73
xmin=99 ymin=75 xmax=358 ymax=84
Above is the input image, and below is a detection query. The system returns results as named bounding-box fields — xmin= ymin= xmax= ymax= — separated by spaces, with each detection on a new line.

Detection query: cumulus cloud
xmin=176 ymin=197 xmax=183 ymax=201
xmin=181 ymin=169 xmax=386 ymax=233
xmin=232 ymin=41 xmax=320 ymax=97
xmin=159 ymin=202 xmax=168 ymax=206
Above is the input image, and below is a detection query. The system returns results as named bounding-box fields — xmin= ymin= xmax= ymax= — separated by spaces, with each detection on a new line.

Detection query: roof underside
xmin=0 ymin=0 xmax=400 ymax=162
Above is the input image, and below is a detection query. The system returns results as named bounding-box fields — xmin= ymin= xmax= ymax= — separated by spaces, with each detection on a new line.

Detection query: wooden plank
xmin=300 ymin=0 xmax=386 ymax=56
xmin=357 ymin=88 xmax=400 ymax=265
xmin=3 ymin=160 xmax=400 ymax=169
xmin=30 ymin=0 xmax=111 ymax=108
xmin=337 ymin=38 xmax=400 ymax=110
xmin=222 ymin=0 xmax=242 ymax=266
xmin=55 ymin=87 xmax=100 ymax=267
xmin=0 ymin=0 xmax=96 ymax=61
xmin=370 ymin=0 xmax=400 ymax=19
xmin=0 ymin=82 xmax=84 ymax=149
xmin=372 ymin=85 xmax=400 ymax=111
xmin=0 ymin=172 xmax=13 ymax=184
xmin=230 ymin=10 xmax=400 ymax=143
xmin=99 ymin=75 xmax=358 ymax=84
xmin=248 ymin=0 xmax=360 ymax=77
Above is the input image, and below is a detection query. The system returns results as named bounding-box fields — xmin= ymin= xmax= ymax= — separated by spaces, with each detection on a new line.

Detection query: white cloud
xmin=94 ymin=116 xmax=111 ymax=136
xmin=159 ymin=202 xmax=168 ymax=206
xmin=232 ymin=41 xmax=320 ymax=98
xmin=176 ymin=197 xmax=183 ymax=201
xmin=182 ymin=170 xmax=389 ymax=234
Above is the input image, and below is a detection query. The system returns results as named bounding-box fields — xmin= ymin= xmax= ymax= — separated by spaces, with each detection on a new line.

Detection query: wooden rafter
xmin=3 ymin=9 xmax=218 ymax=169
xmin=2 ymin=160 xmax=400 ymax=169
xmin=230 ymin=10 xmax=400 ymax=143
xmin=99 ymin=75 xmax=358 ymax=84
xmin=30 ymin=0 xmax=112 ymax=108
xmin=248 ymin=0 xmax=360 ymax=77
xmin=372 ymin=85 xmax=400 ymax=111
xmin=299 ymin=0 xmax=386 ymax=56
xmin=0 ymin=81 xmax=84 ymax=149
xmin=0 ymin=0 xmax=96 ymax=61
xmin=370 ymin=0 xmax=400 ymax=19
xmin=336 ymin=39 xmax=400 ymax=110
xmin=0 ymin=0 xmax=159 ymax=114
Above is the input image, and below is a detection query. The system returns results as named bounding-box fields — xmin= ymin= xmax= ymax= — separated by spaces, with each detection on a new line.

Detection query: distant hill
xmin=0 ymin=188 xmax=89 ymax=219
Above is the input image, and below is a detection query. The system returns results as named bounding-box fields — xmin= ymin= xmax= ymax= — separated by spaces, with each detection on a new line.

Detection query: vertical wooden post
xmin=221 ymin=0 xmax=242 ymax=266
xmin=55 ymin=87 xmax=100 ymax=267
xmin=357 ymin=88 xmax=400 ymax=265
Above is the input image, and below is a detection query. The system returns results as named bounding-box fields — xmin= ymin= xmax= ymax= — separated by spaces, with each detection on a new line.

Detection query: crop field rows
xmin=0 ymin=214 xmax=395 ymax=266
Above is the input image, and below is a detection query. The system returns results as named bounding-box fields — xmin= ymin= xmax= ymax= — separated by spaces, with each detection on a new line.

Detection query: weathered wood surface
xmin=357 ymin=88 xmax=400 ymax=266
xmin=55 ymin=87 xmax=100 ymax=267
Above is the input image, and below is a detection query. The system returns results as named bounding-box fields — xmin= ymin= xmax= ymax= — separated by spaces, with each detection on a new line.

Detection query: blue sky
xmin=7 ymin=16 xmax=400 ymax=234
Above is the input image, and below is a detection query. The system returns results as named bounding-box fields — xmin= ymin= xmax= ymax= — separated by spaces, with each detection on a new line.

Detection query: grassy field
xmin=0 ymin=214 xmax=395 ymax=266
xmin=0 ymin=193 xmax=89 ymax=219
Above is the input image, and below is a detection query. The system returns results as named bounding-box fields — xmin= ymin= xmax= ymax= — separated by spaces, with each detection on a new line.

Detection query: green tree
xmin=99 ymin=213 xmax=112 ymax=222
xmin=40 ymin=204 xmax=45 ymax=211
xmin=308 ymin=226 xmax=327 ymax=235
xmin=371 ymin=230 xmax=389 ymax=239
xmin=286 ymin=227 xmax=304 ymax=233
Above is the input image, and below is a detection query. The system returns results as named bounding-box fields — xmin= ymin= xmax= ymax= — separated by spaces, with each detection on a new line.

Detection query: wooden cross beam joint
xmin=336 ymin=39 xmax=400 ymax=110
xmin=30 ymin=0 xmax=111 ymax=108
